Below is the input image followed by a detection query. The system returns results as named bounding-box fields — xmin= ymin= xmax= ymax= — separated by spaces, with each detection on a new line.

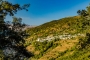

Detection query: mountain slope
xmin=25 ymin=12 xmax=90 ymax=60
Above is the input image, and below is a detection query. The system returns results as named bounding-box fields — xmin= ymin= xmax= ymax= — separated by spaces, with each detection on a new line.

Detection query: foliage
xmin=0 ymin=16 xmax=32 ymax=60
xmin=0 ymin=0 xmax=31 ymax=60
xmin=32 ymin=39 xmax=59 ymax=59
xmin=78 ymin=33 xmax=90 ymax=49
xmin=0 ymin=0 xmax=30 ymax=16
xmin=77 ymin=9 xmax=88 ymax=17
xmin=55 ymin=4 xmax=90 ymax=60
xmin=25 ymin=3 xmax=90 ymax=60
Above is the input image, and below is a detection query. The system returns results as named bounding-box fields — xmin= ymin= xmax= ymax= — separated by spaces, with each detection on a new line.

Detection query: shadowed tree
xmin=77 ymin=4 xmax=90 ymax=18
xmin=0 ymin=0 xmax=32 ymax=60
xmin=77 ymin=9 xmax=88 ymax=17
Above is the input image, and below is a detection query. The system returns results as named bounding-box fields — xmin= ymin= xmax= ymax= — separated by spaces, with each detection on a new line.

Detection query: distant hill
xmin=23 ymin=25 xmax=36 ymax=30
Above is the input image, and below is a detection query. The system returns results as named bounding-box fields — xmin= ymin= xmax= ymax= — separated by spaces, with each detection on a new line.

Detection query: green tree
xmin=77 ymin=9 xmax=87 ymax=17
xmin=0 ymin=0 xmax=30 ymax=16
xmin=0 ymin=0 xmax=31 ymax=60
xmin=86 ymin=4 xmax=90 ymax=16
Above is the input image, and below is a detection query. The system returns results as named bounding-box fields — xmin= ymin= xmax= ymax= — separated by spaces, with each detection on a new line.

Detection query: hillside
xmin=24 ymin=15 xmax=90 ymax=60
xmin=25 ymin=15 xmax=90 ymax=45
xmin=24 ymin=5 xmax=90 ymax=60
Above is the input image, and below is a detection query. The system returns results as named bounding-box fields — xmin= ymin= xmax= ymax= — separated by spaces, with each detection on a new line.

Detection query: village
xmin=36 ymin=33 xmax=85 ymax=42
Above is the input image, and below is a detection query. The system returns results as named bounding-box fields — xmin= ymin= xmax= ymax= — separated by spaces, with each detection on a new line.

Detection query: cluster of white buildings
xmin=36 ymin=33 xmax=85 ymax=42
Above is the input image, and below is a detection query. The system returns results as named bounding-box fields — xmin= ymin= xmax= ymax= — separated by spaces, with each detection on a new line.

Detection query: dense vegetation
xmin=25 ymin=4 xmax=90 ymax=60
xmin=1 ymin=0 xmax=90 ymax=60
xmin=0 ymin=0 xmax=31 ymax=60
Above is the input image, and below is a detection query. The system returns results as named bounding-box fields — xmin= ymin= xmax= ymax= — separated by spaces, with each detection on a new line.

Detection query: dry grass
xmin=26 ymin=45 xmax=35 ymax=52
xmin=39 ymin=39 xmax=78 ymax=60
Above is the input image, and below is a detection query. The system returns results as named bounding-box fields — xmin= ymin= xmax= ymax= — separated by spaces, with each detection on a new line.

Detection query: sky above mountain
xmin=5 ymin=0 xmax=90 ymax=25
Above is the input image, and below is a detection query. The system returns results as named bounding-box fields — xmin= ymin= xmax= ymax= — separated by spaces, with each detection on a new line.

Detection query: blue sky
xmin=5 ymin=0 xmax=90 ymax=25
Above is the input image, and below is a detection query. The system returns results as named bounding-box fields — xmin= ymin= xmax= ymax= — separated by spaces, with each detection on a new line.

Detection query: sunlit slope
xmin=25 ymin=15 xmax=90 ymax=60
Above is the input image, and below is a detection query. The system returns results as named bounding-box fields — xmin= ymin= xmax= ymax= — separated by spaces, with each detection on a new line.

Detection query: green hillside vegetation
xmin=0 ymin=1 xmax=90 ymax=60
xmin=24 ymin=4 xmax=90 ymax=60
